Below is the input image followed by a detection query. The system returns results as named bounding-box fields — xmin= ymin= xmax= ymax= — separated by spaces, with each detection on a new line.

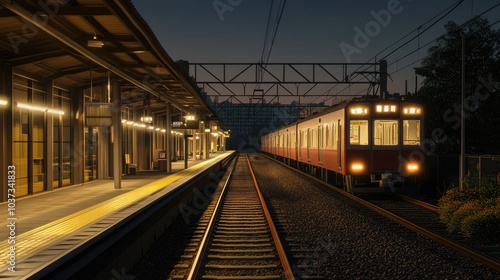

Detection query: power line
xmin=331 ymin=0 xmax=466 ymax=100
xmin=388 ymin=3 xmax=500 ymax=78
xmin=257 ymin=0 xmax=287 ymax=89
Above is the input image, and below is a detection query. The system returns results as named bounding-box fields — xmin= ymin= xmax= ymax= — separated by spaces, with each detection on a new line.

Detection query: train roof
xmin=261 ymin=96 xmax=422 ymax=137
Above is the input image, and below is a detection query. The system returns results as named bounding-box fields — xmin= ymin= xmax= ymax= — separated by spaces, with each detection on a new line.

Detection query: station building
xmin=0 ymin=0 xmax=228 ymax=202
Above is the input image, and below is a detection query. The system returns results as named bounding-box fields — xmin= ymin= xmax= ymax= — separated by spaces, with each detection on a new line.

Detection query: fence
xmin=424 ymin=155 xmax=500 ymax=197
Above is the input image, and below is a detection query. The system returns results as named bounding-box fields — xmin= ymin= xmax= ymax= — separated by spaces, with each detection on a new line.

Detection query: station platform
xmin=0 ymin=151 xmax=235 ymax=279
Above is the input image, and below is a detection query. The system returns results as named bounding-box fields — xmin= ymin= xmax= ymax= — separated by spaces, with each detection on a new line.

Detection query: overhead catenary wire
xmin=312 ymin=1 xmax=465 ymax=104
xmin=257 ymin=0 xmax=287 ymax=90
xmin=318 ymin=0 xmax=467 ymax=103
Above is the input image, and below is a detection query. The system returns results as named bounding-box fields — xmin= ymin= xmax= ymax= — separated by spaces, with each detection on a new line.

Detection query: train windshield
xmin=403 ymin=120 xmax=420 ymax=145
xmin=374 ymin=120 xmax=398 ymax=146
xmin=350 ymin=120 xmax=369 ymax=145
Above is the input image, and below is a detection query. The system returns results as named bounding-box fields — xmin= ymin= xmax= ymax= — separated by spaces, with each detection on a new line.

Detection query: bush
xmin=460 ymin=205 xmax=500 ymax=243
xmin=437 ymin=179 xmax=500 ymax=243
xmin=446 ymin=200 xmax=484 ymax=233
xmin=438 ymin=187 xmax=480 ymax=224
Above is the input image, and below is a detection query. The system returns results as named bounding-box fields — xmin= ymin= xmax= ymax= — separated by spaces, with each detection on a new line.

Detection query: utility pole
xmin=460 ymin=34 xmax=466 ymax=190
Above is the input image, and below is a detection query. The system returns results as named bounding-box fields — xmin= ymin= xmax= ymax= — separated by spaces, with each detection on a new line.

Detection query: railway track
xmin=356 ymin=192 xmax=500 ymax=272
xmin=170 ymin=154 xmax=294 ymax=279
xmin=261 ymin=153 xmax=500 ymax=274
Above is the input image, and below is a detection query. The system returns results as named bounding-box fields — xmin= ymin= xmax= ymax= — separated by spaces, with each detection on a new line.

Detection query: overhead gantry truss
xmin=190 ymin=61 xmax=388 ymax=102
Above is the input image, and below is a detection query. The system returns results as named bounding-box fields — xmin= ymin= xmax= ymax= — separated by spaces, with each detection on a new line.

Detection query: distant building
xmin=210 ymin=99 xmax=328 ymax=151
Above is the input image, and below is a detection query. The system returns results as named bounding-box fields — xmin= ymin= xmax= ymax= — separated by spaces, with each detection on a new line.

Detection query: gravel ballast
xmin=249 ymin=154 xmax=498 ymax=279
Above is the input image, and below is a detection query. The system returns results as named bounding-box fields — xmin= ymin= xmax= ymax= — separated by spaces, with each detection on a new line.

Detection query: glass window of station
xmin=12 ymin=74 xmax=73 ymax=196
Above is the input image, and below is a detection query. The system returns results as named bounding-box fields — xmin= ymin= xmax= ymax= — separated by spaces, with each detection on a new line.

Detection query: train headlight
xmin=351 ymin=163 xmax=364 ymax=172
xmin=406 ymin=163 xmax=419 ymax=173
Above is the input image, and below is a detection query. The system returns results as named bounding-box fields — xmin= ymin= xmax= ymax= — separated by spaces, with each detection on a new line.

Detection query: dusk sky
xmin=131 ymin=0 xmax=499 ymax=104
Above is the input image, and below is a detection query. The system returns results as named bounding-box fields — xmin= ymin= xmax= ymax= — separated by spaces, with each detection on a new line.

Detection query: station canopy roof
xmin=0 ymin=0 xmax=216 ymax=119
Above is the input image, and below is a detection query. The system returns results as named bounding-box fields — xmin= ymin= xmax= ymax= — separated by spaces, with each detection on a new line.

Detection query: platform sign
xmin=171 ymin=120 xmax=199 ymax=129
xmin=85 ymin=103 xmax=113 ymax=126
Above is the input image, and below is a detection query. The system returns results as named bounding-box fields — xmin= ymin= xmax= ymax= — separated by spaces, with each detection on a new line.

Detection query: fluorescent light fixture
xmin=16 ymin=102 xmax=47 ymax=112
xmin=16 ymin=102 xmax=64 ymax=115
xmin=47 ymin=108 xmax=64 ymax=115
xmin=148 ymin=126 xmax=155 ymax=130
xmin=126 ymin=121 xmax=134 ymax=125
xmin=161 ymin=129 xmax=166 ymax=133
xmin=0 ymin=99 xmax=7 ymax=105
xmin=121 ymin=119 xmax=127 ymax=123
xmin=139 ymin=124 xmax=146 ymax=128
xmin=155 ymin=128 xmax=160 ymax=131
xmin=204 ymin=129 xmax=211 ymax=132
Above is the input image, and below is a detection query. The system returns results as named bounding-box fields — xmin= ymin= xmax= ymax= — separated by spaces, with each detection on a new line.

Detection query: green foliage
xmin=461 ymin=206 xmax=500 ymax=243
xmin=413 ymin=17 xmax=500 ymax=154
xmin=437 ymin=179 xmax=500 ymax=243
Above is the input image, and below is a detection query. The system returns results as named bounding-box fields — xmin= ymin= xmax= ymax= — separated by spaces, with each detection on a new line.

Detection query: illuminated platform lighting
xmin=16 ymin=102 xmax=64 ymax=115
xmin=0 ymin=99 xmax=7 ymax=105
xmin=141 ymin=116 xmax=153 ymax=123
xmin=161 ymin=129 xmax=166 ymax=133
xmin=121 ymin=119 xmax=127 ymax=124
xmin=148 ymin=126 xmax=155 ymax=130
xmin=155 ymin=128 xmax=160 ymax=131
xmin=184 ymin=115 xmax=195 ymax=121
xmin=47 ymin=108 xmax=64 ymax=115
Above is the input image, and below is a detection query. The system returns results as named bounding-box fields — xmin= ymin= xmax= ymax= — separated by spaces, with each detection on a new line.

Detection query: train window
xmin=332 ymin=122 xmax=337 ymax=149
xmin=403 ymin=120 xmax=420 ymax=145
xmin=307 ymin=128 xmax=311 ymax=160
xmin=374 ymin=120 xmax=398 ymax=146
xmin=313 ymin=128 xmax=318 ymax=148
xmin=350 ymin=120 xmax=369 ymax=145
xmin=325 ymin=125 xmax=330 ymax=148
xmin=300 ymin=130 xmax=306 ymax=148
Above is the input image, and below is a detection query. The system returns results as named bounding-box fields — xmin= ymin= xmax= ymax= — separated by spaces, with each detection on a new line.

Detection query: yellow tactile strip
xmin=0 ymin=152 xmax=233 ymax=273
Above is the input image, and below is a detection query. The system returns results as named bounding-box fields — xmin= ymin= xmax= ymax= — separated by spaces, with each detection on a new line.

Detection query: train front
xmin=345 ymin=100 xmax=424 ymax=191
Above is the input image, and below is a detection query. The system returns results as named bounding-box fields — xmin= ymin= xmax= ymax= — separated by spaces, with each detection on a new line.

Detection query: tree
xmin=413 ymin=17 xmax=500 ymax=154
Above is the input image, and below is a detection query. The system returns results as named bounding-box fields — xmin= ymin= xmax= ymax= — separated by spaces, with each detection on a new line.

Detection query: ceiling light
xmin=0 ymin=99 xmax=7 ymax=105
xmin=87 ymin=35 xmax=104 ymax=48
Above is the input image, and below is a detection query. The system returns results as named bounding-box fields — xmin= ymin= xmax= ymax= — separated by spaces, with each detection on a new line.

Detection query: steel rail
xmin=394 ymin=194 xmax=438 ymax=212
xmin=260 ymin=153 xmax=500 ymax=273
xmin=186 ymin=156 xmax=238 ymax=279
xmin=246 ymin=154 xmax=295 ymax=280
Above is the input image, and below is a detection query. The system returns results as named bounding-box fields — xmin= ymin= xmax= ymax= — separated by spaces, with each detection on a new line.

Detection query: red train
xmin=261 ymin=97 xmax=425 ymax=192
